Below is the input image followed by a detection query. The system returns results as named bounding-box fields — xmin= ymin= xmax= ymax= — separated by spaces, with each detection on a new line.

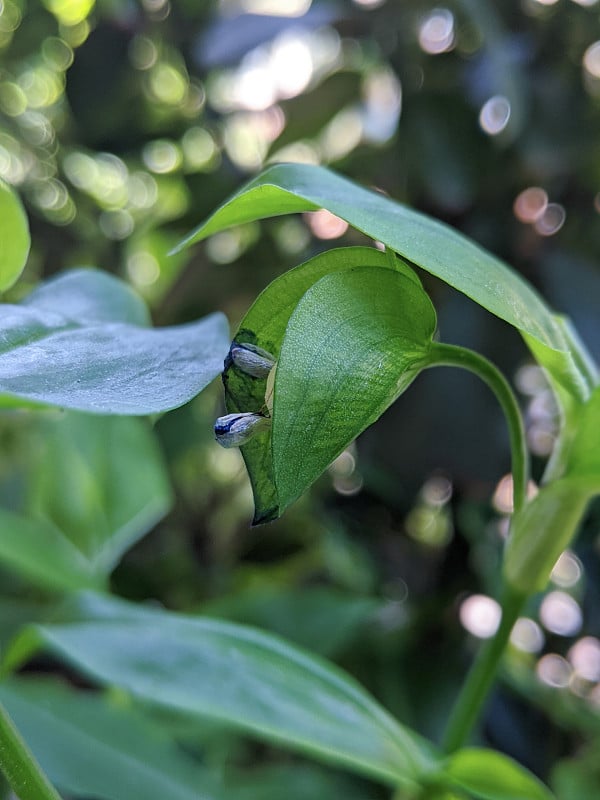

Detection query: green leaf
xmin=0 ymin=180 xmax=30 ymax=291
xmin=503 ymin=475 xmax=598 ymax=594
xmin=0 ymin=509 xmax=101 ymax=592
xmin=3 ymin=591 xmax=437 ymax=789
xmin=0 ymin=678 xmax=218 ymax=800
xmin=174 ymin=163 xmax=593 ymax=401
xmin=273 ymin=266 xmax=436 ymax=513
xmin=0 ymin=413 xmax=172 ymax=591
xmin=224 ymin=246 xmax=416 ymax=522
xmin=0 ymin=268 xmax=229 ymax=414
xmin=565 ymin=385 xmax=600 ymax=480
xmin=441 ymin=748 xmax=555 ymax=800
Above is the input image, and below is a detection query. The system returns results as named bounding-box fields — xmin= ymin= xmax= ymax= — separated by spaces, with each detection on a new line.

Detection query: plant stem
xmin=441 ymin=585 xmax=527 ymax=753
xmin=425 ymin=343 xmax=529 ymax=513
xmin=0 ymin=700 xmax=63 ymax=800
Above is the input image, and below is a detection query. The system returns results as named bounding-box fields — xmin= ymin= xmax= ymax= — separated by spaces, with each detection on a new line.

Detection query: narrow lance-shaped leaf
xmin=0 ymin=179 xmax=30 ymax=291
xmin=0 ymin=678 xmax=219 ymax=800
xmin=222 ymin=246 xmax=414 ymax=522
xmin=272 ymin=266 xmax=437 ymax=514
xmin=3 ymin=591 xmax=438 ymax=790
xmin=440 ymin=747 xmax=555 ymax=800
xmin=0 ymin=269 xmax=229 ymax=414
xmin=174 ymin=163 xmax=594 ymax=402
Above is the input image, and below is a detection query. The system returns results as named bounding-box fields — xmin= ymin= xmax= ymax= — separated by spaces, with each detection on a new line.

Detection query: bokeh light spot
xmin=511 ymin=618 xmax=545 ymax=653
xmin=479 ymin=95 xmax=511 ymax=135
xmin=537 ymin=653 xmax=571 ymax=687
xmin=460 ymin=594 xmax=501 ymax=639
xmin=514 ymin=187 xmax=548 ymax=223
xmin=534 ymin=202 xmax=566 ymax=236
xmin=306 ymin=209 xmax=348 ymax=239
xmin=540 ymin=591 xmax=582 ymax=637
xmin=418 ymin=9 xmax=455 ymax=54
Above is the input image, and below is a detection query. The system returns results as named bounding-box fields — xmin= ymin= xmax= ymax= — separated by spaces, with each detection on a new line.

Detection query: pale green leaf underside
xmin=273 ymin=267 xmax=436 ymax=512
xmin=0 ymin=269 xmax=229 ymax=414
xmin=225 ymin=246 xmax=410 ymax=522
xmin=0 ymin=678 xmax=218 ymax=800
xmin=0 ymin=179 xmax=30 ymax=291
xmin=443 ymin=747 xmax=555 ymax=800
xmin=175 ymin=164 xmax=595 ymax=400
xmin=3 ymin=592 xmax=436 ymax=789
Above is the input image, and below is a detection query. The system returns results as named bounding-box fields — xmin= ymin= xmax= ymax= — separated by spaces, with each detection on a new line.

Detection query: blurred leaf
xmin=273 ymin=266 xmax=436 ymax=514
xmin=0 ymin=179 xmax=30 ymax=292
xmin=552 ymin=744 xmax=600 ymax=800
xmin=442 ymin=748 xmax=555 ymax=800
xmin=270 ymin=72 xmax=363 ymax=154
xmin=0 ymin=269 xmax=229 ymax=414
xmin=174 ymin=163 xmax=591 ymax=402
xmin=0 ymin=415 xmax=171 ymax=590
xmin=4 ymin=591 xmax=438 ymax=789
xmin=503 ymin=477 xmax=597 ymax=594
xmin=0 ymin=509 xmax=100 ymax=591
xmin=203 ymin=586 xmax=379 ymax=656
xmin=225 ymin=763 xmax=378 ymax=800
xmin=224 ymin=245 xmax=412 ymax=522
xmin=0 ymin=677 xmax=218 ymax=800
xmin=565 ymin=385 xmax=600 ymax=479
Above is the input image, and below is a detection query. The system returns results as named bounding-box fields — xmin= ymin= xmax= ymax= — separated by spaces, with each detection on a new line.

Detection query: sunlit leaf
xmin=0 ymin=179 xmax=30 ymax=292
xmin=442 ymin=748 xmax=555 ymax=800
xmin=272 ymin=267 xmax=436 ymax=513
xmin=174 ymin=163 xmax=593 ymax=401
xmin=223 ymin=246 xmax=415 ymax=522
xmin=0 ymin=678 xmax=218 ymax=800
xmin=0 ymin=269 xmax=229 ymax=414
xmin=3 ymin=591 xmax=438 ymax=789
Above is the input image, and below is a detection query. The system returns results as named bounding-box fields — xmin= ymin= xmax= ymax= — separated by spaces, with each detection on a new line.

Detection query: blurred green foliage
xmin=1 ymin=0 xmax=600 ymax=797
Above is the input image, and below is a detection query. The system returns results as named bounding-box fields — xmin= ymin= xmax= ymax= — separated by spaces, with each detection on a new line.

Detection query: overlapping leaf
xmin=3 ymin=591 xmax=436 ymax=790
xmin=223 ymin=246 xmax=415 ymax=521
xmin=0 ymin=180 xmax=29 ymax=291
xmin=0 ymin=268 xmax=229 ymax=414
xmin=174 ymin=163 xmax=595 ymax=401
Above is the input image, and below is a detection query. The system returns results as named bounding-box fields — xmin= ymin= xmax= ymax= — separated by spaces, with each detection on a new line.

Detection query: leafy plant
xmin=0 ymin=165 xmax=598 ymax=800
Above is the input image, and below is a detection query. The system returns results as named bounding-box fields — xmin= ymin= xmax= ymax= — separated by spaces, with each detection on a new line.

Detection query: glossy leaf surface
xmin=174 ymin=163 xmax=590 ymax=400
xmin=0 ymin=678 xmax=218 ymax=800
xmin=224 ymin=246 xmax=412 ymax=522
xmin=0 ymin=180 xmax=30 ymax=291
xmin=0 ymin=269 xmax=229 ymax=414
xmin=443 ymin=748 xmax=555 ymax=800
xmin=3 ymin=591 xmax=436 ymax=789
xmin=272 ymin=267 xmax=436 ymax=512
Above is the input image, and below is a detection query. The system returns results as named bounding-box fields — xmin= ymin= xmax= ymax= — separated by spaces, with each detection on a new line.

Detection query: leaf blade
xmin=0 ymin=180 xmax=30 ymax=291
xmin=3 ymin=592 xmax=438 ymax=789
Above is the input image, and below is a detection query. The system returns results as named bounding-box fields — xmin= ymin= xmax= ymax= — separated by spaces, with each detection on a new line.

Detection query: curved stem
xmin=0 ymin=700 xmax=62 ymax=800
xmin=425 ymin=343 xmax=529 ymax=513
xmin=441 ymin=585 xmax=527 ymax=753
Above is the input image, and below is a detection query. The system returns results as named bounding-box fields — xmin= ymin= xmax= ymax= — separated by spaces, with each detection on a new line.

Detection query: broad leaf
xmin=442 ymin=748 xmax=555 ymax=800
xmin=273 ymin=266 xmax=436 ymax=513
xmin=0 ymin=678 xmax=218 ymax=800
xmin=174 ymin=163 xmax=593 ymax=401
xmin=0 ymin=413 xmax=171 ymax=591
xmin=223 ymin=246 xmax=414 ymax=522
xmin=0 ymin=268 xmax=229 ymax=414
xmin=564 ymin=385 xmax=600 ymax=480
xmin=3 ymin=591 xmax=437 ymax=789
xmin=0 ymin=179 xmax=30 ymax=291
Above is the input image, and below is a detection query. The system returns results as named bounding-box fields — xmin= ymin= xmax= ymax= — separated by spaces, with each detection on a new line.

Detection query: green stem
xmin=425 ymin=343 xmax=529 ymax=513
xmin=442 ymin=585 xmax=527 ymax=753
xmin=0 ymin=700 xmax=62 ymax=800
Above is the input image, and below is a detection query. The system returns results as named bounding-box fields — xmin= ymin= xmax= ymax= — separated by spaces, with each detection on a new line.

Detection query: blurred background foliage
xmin=1 ymin=0 xmax=600 ymax=797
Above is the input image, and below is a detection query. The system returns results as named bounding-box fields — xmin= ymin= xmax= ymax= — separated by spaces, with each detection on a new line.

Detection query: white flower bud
xmin=230 ymin=342 xmax=275 ymax=379
xmin=214 ymin=412 xmax=271 ymax=448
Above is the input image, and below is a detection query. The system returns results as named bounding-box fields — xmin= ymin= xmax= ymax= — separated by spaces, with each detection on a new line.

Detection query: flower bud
xmin=230 ymin=342 xmax=275 ymax=379
xmin=214 ymin=412 xmax=271 ymax=448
